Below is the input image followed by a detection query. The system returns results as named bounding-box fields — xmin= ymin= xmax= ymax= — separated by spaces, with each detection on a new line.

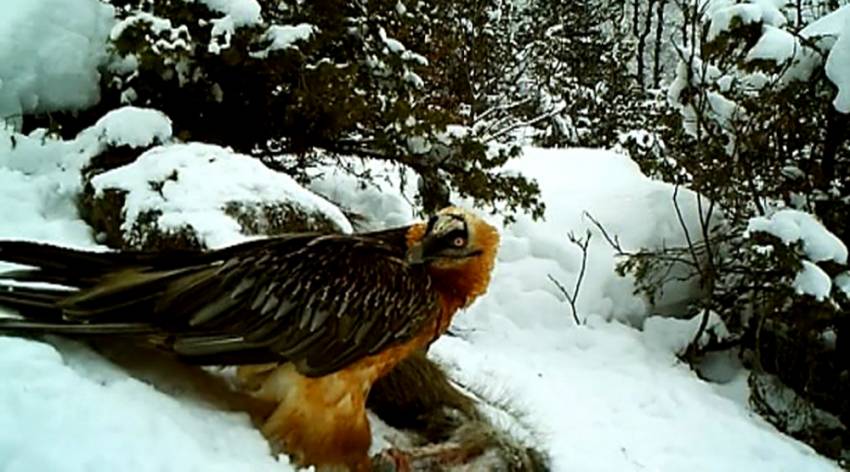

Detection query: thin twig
xmin=548 ymin=230 xmax=592 ymax=325
xmin=584 ymin=212 xmax=623 ymax=252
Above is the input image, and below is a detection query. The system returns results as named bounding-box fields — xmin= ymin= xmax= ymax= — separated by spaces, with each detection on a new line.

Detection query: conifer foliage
xmin=84 ymin=0 xmax=543 ymax=217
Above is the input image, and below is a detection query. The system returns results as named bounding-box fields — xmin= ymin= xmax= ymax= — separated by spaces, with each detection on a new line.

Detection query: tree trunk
xmin=653 ymin=1 xmax=666 ymax=88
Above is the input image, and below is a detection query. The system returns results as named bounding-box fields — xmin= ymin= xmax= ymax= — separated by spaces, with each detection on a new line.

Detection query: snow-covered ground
xmin=0 ymin=1 xmax=842 ymax=471
xmin=0 ymin=133 xmax=839 ymax=471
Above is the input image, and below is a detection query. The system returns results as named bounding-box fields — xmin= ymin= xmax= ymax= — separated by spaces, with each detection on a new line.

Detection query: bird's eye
xmin=452 ymin=237 xmax=466 ymax=247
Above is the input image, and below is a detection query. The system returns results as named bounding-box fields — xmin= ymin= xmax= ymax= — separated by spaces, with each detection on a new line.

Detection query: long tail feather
xmin=0 ymin=319 xmax=155 ymax=335
xmin=0 ymin=241 xmax=119 ymax=272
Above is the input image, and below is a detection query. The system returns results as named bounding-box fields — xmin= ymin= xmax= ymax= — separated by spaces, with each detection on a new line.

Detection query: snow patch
xmin=706 ymin=0 xmax=786 ymax=41
xmin=0 ymin=337 xmax=295 ymax=472
xmin=252 ymin=23 xmax=316 ymax=59
xmin=87 ymin=106 xmax=173 ymax=149
xmin=747 ymin=25 xmax=798 ymax=62
xmin=794 ymin=260 xmax=833 ymax=301
xmin=198 ymin=0 xmax=262 ymax=26
xmin=747 ymin=209 xmax=848 ymax=264
xmin=643 ymin=312 xmax=730 ymax=354
xmin=836 ymin=271 xmax=850 ymax=298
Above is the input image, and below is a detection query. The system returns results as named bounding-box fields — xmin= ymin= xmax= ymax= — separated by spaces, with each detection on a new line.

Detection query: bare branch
xmin=548 ymin=230 xmax=592 ymax=325
xmin=485 ymin=105 xmax=567 ymax=143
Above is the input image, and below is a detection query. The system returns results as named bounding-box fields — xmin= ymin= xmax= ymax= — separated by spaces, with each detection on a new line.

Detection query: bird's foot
xmin=372 ymin=448 xmax=412 ymax=472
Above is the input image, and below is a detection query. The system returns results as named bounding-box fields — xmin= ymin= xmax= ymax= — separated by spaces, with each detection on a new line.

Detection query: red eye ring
xmin=452 ymin=237 xmax=466 ymax=247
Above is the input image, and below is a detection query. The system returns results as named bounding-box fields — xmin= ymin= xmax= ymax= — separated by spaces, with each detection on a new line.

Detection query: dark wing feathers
xmin=0 ymin=231 xmax=438 ymax=377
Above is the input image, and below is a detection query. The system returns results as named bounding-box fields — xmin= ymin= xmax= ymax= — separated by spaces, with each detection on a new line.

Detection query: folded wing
xmin=0 ymin=233 xmax=438 ymax=377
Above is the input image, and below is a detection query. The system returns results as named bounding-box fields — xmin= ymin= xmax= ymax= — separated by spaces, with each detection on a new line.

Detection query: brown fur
xmin=367 ymin=350 xmax=478 ymax=441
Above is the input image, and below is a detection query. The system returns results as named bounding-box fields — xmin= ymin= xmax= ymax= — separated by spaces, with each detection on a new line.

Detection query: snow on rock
xmin=0 ymin=0 xmax=114 ymax=126
xmin=90 ymin=143 xmax=352 ymax=248
xmin=794 ymin=260 xmax=833 ymax=301
xmin=86 ymin=106 xmax=173 ymax=149
xmin=747 ymin=209 xmax=848 ymax=264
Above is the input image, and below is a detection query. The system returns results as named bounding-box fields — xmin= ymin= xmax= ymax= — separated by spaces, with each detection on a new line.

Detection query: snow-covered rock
xmin=86 ymin=142 xmax=351 ymax=250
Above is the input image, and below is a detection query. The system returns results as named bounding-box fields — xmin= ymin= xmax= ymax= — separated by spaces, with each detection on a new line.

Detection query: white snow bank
xmin=0 ymin=0 xmax=114 ymax=126
xmin=320 ymin=147 xmax=716 ymax=325
xmin=747 ymin=209 xmax=848 ymax=264
xmin=431 ymin=320 xmax=835 ymax=472
xmin=0 ymin=337 xmax=294 ymax=472
xmin=91 ymin=143 xmax=353 ymax=248
xmin=643 ymin=311 xmax=730 ymax=354
xmin=493 ymin=148 xmax=716 ymax=325
xmin=0 ymin=164 xmax=92 ymax=249
xmin=0 ymin=123 xmax=106 ymax=253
